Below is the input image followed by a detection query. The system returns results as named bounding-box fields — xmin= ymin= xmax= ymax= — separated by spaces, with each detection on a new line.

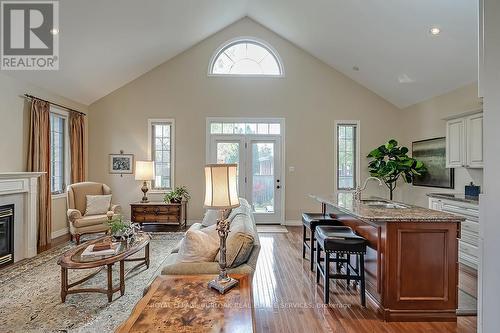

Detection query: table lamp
xmin=135 ymin=160 xmax=154 ymax=203
xmin=204 ymin=163 xmax=240 ymax=293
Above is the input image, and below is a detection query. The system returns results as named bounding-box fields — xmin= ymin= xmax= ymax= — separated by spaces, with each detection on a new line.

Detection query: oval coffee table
xmin=57 ymin=233 xmax=151 ymax=302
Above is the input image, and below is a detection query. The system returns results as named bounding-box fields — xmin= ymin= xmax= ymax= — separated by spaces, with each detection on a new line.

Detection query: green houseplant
xmin=367 ymin=139 xmax=426 ymax=200
xmin=164 ymin=186 xmax=191 ymax=203
xmin=108 ymin=215 xmax=129 ymax=240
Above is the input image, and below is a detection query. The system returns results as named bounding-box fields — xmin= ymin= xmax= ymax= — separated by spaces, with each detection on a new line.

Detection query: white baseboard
xmin=51 ymin=227 xmax=69 ymax=239
xmin=284 ymin=220 xmax=302 ymax=226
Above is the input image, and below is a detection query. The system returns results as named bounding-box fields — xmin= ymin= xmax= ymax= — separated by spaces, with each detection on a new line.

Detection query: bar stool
xmin=302 ymin=213 xmax=339 ymax=271
xmin=315 ymin=225 xmax=367 ymax=306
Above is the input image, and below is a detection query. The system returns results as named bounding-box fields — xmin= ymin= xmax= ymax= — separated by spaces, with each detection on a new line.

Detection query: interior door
xmin=210 ymin=135 xmax=246 ymax=197
xmin=246 ymin=137 xmax=282 ymax=223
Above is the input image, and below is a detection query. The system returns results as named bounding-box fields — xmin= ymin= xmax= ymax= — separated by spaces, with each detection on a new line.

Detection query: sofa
xmin=161 ymin=198 xmax=260 ymax=276
xmin=66 ymin=182 xmax=121 ymax=244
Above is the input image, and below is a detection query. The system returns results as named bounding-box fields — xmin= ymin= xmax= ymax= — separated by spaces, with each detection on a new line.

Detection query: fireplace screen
xmin=0 ymin=205 xmax=14 ymax=267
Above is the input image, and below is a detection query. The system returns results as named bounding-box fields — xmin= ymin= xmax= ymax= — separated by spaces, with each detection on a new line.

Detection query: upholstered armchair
xmin=66 ymin=182 xmax=121 ymax=244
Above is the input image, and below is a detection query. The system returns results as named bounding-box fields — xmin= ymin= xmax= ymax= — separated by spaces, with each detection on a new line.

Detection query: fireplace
xmin=0 ymin=204 xmax=14 ymax=268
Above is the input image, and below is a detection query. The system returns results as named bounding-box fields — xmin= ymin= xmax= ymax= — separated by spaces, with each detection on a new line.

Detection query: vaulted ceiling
xmin=6 ymin=0 xmax=477 ymax=108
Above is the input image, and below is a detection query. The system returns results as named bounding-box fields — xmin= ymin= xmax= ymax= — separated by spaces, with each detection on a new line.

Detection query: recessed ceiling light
xmin=50 ymin=28 xmax=59 ymax=35
xmin=352 ymin=66 xmax=360 ymax=71
xmin=429 ymin=27 xmax=441 ymax=36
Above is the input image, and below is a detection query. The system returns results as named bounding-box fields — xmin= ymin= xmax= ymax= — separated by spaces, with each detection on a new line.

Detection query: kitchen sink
xmin=361 ymin=199 xmax=409 ymax=209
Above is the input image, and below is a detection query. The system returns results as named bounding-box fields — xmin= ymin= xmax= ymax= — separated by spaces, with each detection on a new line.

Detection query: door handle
xmin=276 ymin=185 xmax=281 ymax=189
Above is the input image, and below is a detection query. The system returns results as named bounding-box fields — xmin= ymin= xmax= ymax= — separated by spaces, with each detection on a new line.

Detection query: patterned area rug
xmin=0 ymin=232 xmax=184 ymax=333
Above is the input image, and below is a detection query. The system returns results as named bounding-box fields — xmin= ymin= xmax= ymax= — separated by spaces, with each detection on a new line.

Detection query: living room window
xmin=335 ymin=121 xmax=360 ymax=192
xmin=208 ymin=37 xmax=284 ymax=76
xmin=50 ymin=108 xmax=69 ymax=195
xmin=149 ymin=119 xmax=175 ymax=191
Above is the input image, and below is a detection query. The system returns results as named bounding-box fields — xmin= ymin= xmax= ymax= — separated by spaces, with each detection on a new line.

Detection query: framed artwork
xmin=412 ymin=137 xmax=454 ymax=188
xmin=109 ymin=154 xmax=134 ymax=174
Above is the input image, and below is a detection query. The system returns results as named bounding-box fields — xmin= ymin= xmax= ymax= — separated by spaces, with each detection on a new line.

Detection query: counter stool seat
xmin=315 ymin=225 xmax=367 ymax=306
xmin=302 ymin=213 xmax=339 ymax=271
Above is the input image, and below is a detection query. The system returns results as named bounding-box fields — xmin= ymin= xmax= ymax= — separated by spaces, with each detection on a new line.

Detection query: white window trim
xmin=148 ymin=118 xmax=175 ymax=193
xmin=207 ymin=36 xmax=285 ymax=78
xmin=334 ymin=120 xmax=361 ymax=194
xmin=50 ymin=106 xmax=70 ymax=198
xmin=205 ymin=117 xmax=286 ymax=225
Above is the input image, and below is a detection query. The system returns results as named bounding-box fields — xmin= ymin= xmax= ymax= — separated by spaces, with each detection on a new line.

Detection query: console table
xmin=130 ymin=201 xmax=187 ymax=230
xmin=117 ymin=274 xmax=255 ymax=332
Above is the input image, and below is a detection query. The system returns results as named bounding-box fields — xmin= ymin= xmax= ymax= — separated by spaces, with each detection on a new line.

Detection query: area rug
xmin=256 ymin=225 xmax=288 ymax=233
xmin=0 ymin=232 xmax=184 ymax=333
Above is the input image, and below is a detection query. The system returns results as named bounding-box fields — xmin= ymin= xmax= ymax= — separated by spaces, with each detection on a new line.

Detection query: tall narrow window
xmin=150 ymin=119 xmax=174 ymax=190
xmin=50 ymin=112 xmax=67 ymax=194
xmin=336 ymin=122 xmax=359 ymax=191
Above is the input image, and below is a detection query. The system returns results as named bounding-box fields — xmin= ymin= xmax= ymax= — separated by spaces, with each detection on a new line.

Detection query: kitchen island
xmin=310 ymin=193 xmax=464 ymax=322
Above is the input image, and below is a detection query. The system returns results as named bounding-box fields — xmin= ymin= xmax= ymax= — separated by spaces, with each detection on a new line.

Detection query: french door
xmin=210 ymin=135 xmax=282 ymax=224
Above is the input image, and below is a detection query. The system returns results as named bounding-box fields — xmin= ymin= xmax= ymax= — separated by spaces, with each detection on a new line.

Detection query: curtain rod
xmin=23 ymin=94 xmax=86 ymax=116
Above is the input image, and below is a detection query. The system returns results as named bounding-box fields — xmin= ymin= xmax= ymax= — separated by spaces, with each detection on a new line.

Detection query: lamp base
xmin=141 ymin=181 xmax=149 ymax=203
xmin=208 ymin=276 xmax=238 ymax=294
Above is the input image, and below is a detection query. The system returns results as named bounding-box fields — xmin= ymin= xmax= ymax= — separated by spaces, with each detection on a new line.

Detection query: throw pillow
xmin=84 ymin=195 xmax=112 ymax=216
xmin=201 ymin=209 xmax=218 ymax=227
xmin=201 ymin=209 xmax=231 ymax=226
xmin=215 ymin=214 xmax=255 ymax=267
xmin=201 ymin=223 xmax=219 ymax=241
xmin=176 ymin=229 xmax=220 ymax=263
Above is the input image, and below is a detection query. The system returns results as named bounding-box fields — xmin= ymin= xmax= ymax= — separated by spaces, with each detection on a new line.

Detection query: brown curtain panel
xmin=69 ymin=113 xmax=86 ymax=183
xmin=27 ymin=99 xmax=52 ymax=247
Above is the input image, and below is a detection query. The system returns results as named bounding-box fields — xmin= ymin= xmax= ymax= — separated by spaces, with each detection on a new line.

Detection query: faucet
xmin=354 ymin=177 xmax=383 ymax=202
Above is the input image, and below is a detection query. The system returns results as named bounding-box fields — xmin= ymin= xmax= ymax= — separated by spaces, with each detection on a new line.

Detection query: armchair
xmin=66 ymin=182 xmax=121 ymax=244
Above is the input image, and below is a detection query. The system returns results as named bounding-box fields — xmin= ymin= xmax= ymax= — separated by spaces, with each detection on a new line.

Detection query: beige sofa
xmin=66 ymin=182 xmax=121 ymax=244
xmin=161 ymin=198 xmax=260 ymax=276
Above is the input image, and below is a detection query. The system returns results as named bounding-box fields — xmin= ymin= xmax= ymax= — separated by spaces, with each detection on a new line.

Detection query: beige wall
xmin=88 ymin=18 xmax=401 ymax=222
xmin=396 ymin=83 xmax=483 ymax=207
xmin=0 ymin=72 xmax=88 ymax=236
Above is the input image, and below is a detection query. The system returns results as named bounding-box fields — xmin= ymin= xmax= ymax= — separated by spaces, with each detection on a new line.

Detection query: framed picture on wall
xmin=412 ymin=137 xmax=454 ymax=188
xmin=109 ymin=154 xmax=134 ymax=174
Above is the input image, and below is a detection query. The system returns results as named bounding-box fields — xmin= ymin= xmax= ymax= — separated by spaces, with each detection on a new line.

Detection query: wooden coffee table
xmin=57 ymin=233 xmax=151 ymax=302
xmin=117 ymin=274 xmax=255 ymax=333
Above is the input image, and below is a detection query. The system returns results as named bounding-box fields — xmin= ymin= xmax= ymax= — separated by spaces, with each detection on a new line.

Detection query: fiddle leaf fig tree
xmin=367 ymin=139 xmax=426 ymax=200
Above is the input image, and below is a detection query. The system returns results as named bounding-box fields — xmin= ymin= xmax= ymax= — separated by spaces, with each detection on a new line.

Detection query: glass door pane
xmin=216 ymin=142 xmax=241 ymax=189
xmin=251 ymin=142 xmax=275 ymax=214
xmin=211 ymin=137 xmax=245 ymax=198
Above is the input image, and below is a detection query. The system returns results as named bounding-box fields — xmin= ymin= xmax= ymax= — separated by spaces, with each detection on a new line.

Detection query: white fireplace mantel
xmin=0 ymin=172 xmax=44 ymax=260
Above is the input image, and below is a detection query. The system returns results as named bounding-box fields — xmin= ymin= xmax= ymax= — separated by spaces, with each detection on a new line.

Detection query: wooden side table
xmin=130 ymin=201 xmax=187 ymax=230
xmin=117 ymin=274 xmax=255 ymax=333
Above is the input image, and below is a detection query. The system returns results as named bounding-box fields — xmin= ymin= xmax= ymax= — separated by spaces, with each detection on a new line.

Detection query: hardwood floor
xmin=253 ymin=226 xmax=476 ymax=333
xmin=37 ymin=233 xmax=70 ymax=253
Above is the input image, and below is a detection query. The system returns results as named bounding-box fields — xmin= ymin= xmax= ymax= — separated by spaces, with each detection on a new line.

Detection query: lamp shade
xmin=204 ymin=164 xmax=240 ymax=209
xmin=135 ymin=160 xmax=154 ymax=181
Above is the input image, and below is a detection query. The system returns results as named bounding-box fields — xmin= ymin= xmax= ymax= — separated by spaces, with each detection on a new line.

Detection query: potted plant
xmin=367 ymin=139 xmax=427 ymax=200
xmin=164 ymin=186 xmax=191 ymax=203
xmin=108 ymin=215 xmax=129 ymax=241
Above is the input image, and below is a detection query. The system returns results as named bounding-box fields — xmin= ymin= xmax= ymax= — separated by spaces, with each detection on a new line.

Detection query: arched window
xmin=209 ymin=38 xmax=284 ymax=76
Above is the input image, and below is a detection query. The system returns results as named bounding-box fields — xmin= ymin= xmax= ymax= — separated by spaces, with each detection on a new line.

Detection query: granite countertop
xmin=427 ymin=193 xmax=479 ymax=205
xmin=309 ymin=193 xmax=464 ymax=223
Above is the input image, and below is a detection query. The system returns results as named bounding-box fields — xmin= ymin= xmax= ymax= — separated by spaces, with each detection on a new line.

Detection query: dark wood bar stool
xmin=302 ymin=213 xmax=339 ymax=271
xmin=315 ymin=225 xmax=367 ymax=306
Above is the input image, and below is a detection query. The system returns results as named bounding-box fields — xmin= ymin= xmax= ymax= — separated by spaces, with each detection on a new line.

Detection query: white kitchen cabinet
xmin=428 ymin=197 xmax=479 ymax=270
xmin=445 ymin=112 xmax=483 ymax=168
xmin=446 ymin=118 xmax=465 ymax=168
xmin=429 ymin=197 xmax=443 ymax=211
xmin=466 ymin=113 xmax=484 ymax=168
